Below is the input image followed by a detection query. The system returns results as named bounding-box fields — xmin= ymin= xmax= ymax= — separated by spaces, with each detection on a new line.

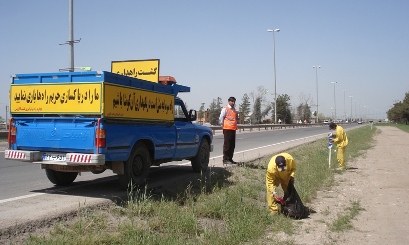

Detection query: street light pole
xmin=267 ymin=28 xmax=280 ymax=124
xmin=331 ymin=82 xmax=337 ymax=121
xmin=343 ymin=90 xmax=347 ymax=121
xmin=354 ymin=100 xmax=357 ymax=121
xmin=313 ymin=66 xmax=321 ymax=123
xmin=349 ymin=96 xmax=353 ymax=121
xmin=59 ymin=0 xmax=81 ymax=72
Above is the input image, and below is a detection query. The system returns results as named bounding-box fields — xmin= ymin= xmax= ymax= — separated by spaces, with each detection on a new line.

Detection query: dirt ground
xmin=275 ymin=126 xmax=409 ymax=244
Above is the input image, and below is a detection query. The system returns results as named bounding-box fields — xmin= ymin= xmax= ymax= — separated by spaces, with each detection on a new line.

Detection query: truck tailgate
xmin=12 ymin=117 xmax=96 ymax=153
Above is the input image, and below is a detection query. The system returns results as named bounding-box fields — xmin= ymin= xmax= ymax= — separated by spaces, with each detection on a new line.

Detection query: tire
xmin=118 ymin=142 xmax=151 ymax=189
xmin=91 ymin=170 xmax=106 ymax=174
xmin=191 ymin=139 xmax=210 ymax=173
xmin=45 ymin=169 xmax=78 ymax=186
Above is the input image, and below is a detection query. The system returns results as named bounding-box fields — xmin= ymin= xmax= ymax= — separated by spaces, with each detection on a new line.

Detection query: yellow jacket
xmin=266 ymin=152 xmax=296 ymax=194
xmin=334 ymin=125 xmax=348 ymax=148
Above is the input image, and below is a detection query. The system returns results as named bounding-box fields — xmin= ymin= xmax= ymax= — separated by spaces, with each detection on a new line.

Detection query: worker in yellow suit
xmin=329 ymin=122 xmax=348 ymax=170
xmin=266 ymin=153 xmax=296 ymax=214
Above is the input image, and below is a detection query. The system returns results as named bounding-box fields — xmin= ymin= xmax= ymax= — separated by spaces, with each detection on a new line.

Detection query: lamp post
xmin=343 ymin=90 xmax=347 ymax=121
xmin=331 ymin=82 xmax=337 ymax=121
xmin=313 ymin=66 xmax=321 ymax=123
xmin=267 ymin=28 xmax=280 ymax=124
xmin=354 ymin=100 xmax=357 ymax=121
xmin=349 ymin=96 xmax=353 ymax=122
xmin=358 ymin=103 xmax=362 ymax=121
xmin=330 ymin=107 xmax=334 ymax=120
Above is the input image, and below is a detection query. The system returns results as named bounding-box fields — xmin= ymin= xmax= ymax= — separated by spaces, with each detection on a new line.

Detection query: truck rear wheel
xmin=191 ymin=139 xmax=210 ymax=173
xmin=118 ymin=143 xmax=151 ymax=189
xmin=45 ymin=169 xmax=78 ymax=186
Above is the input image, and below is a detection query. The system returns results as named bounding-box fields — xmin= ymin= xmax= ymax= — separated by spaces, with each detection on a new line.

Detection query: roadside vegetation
xmin=330 ymin=200 xmax=365 ymax=232
xmin=376 ymin=122 xmax=409 ymax=133
xmin=20 ymin=125 xmax=378 ymax=245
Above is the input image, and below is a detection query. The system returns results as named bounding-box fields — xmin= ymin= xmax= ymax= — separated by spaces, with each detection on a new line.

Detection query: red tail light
xmin=95 ymin=128 xmax=106 ymax=148
xmin=8 ymin=118 xmax=16 ymax=145
xmin=9 ymin=127 xmax=16 ymax=144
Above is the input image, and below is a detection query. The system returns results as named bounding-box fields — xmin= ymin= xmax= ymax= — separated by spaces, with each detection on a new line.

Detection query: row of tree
xmin=198 ymin=86 xmax=316 ymax=125
xmin=387 ymin=92 xmax=409 ymax=124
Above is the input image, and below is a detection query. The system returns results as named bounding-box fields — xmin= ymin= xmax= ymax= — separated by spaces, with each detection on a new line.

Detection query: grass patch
xmin=25 ymin=125 xmax=377 ymax=244
xmin=330 ymin=200 xmax=365 ymax=232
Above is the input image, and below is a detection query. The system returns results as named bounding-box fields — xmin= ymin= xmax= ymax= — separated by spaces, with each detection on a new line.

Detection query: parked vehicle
xmin=5 ymin=70 xmax=213 ymax=188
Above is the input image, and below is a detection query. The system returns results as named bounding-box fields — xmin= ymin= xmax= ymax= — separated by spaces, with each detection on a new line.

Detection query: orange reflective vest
xmin=222 ymin=106 xmax=238 ymax=130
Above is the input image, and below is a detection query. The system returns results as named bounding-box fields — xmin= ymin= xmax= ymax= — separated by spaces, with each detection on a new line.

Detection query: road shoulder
xmin=286 ymin=126 xmax=409 ymax=244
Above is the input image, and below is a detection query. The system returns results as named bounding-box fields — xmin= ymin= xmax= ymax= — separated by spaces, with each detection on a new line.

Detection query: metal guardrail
xmin=208 ymin=123 xmax=328 ymax=135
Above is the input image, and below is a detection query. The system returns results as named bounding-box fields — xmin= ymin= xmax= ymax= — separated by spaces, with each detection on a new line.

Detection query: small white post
xmin=328 ymin=133 xmax=333 ymax=168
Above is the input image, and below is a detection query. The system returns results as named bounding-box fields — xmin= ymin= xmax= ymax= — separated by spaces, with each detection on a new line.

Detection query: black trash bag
xmin=281 ymin=181 xmax=308 ymax=219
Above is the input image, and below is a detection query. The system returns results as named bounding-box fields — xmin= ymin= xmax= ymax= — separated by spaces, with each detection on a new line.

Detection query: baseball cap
xmin=275 ymin=155 xmax=286 ymax=168
xmin=228 ymin=97 xmax=236 ymax=102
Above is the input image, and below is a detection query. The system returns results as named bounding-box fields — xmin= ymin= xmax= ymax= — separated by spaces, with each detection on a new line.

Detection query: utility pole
xmin=59 ymin=0 xmax=81 ymax=71
xmin=313 ymin=66 xmax=321 ymax=123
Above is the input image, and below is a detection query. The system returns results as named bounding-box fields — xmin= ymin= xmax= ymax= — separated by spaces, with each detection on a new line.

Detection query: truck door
xmin=173 ymin=100 xmax=197 ymax=158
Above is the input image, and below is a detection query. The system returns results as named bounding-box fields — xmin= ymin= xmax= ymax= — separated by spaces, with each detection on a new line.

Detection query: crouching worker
xmin=266 ymin=153 xmax=296 ymax=214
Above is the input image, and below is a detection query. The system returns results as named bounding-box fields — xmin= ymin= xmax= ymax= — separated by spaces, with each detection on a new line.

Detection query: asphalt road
xmin=0 ymin=124 xmax=360 ymax=230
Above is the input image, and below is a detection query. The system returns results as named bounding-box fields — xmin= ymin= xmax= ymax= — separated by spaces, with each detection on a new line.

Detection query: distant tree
xmin=387 ymin=92 xmax=409 ymax=124
xmin=274 ymin=94 xmax=292 ymax=124
xmin=402 ymin=92 xmax=409 ymax=123
xmin=208 ymin=97 xmax=223 ymax=125
xmin=296 ymin=103 xmax=312 ymax=122
xmin=239 ymin=93 xmax=251 ymax=124
xmin=252 ymin=97 xmax=262 ymax=124
xmin=261 ymin=103 xmax=272 ymax=122
xmin=198 ymin=103 xmax=205 ymax=123
xmin=296 ymin=103 xmax=303 ymax=121
xmin=249 ymin=86 xmax=271 ymax=122
xmin=297 ymin=93 xmax=314 ymax=122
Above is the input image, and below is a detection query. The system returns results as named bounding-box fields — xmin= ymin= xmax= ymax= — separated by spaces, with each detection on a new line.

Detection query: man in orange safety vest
xmin=219 ymin=96 xmax=238 ymax=165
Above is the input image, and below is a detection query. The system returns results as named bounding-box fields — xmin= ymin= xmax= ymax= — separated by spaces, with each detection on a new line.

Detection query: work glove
xmin=273 ymin=195 xmax=285 ymax=205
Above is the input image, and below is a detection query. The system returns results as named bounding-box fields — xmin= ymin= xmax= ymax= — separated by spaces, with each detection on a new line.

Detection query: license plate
xmin=42 ymin=153 xmax=66 ymax=162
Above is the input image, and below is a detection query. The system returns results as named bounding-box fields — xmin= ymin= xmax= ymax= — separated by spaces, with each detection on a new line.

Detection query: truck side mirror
xmin=189 ymin=110 xmax=197 ymax=121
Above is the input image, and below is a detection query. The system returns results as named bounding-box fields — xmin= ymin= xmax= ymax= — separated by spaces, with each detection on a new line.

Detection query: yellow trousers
xmin=266 ymin=182 xmax=289 ymax=214
xmin=337 ymin=146 xmax=346 ymax=169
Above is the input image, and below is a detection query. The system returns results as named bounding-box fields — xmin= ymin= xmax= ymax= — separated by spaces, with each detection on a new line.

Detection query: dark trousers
xmin=223 ymin=129 xmax=236 ymax=161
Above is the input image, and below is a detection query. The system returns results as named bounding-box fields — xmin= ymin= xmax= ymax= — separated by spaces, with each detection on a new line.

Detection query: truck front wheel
xmin=118 ymin=143 xmax=151 ymax=189
xmin=45 ymin=169 xmax=78 ymax=186
xmin=191 ymin=139 xmax=210 ymax=173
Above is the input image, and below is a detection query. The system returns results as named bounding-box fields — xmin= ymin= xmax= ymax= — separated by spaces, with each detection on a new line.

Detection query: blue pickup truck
xmin=5 ymin=71 xmax=213 ymax=188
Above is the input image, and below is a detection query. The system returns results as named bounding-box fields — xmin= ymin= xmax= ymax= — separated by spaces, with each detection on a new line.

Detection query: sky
xmin=1 ymin=0 xmax=408 ymax=122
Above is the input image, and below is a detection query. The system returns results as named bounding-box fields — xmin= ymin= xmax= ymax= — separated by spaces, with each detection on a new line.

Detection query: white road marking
xmin=0 ymin=193 xmax=45 ymax=204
